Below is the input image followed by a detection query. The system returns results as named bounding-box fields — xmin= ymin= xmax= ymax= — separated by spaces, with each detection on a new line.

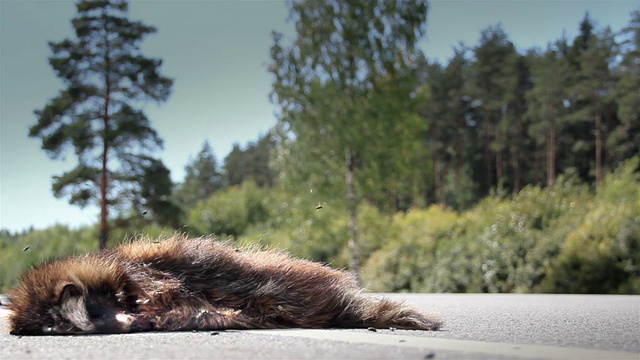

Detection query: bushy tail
xmin=343 ymin=295 xmax=442 ymax=330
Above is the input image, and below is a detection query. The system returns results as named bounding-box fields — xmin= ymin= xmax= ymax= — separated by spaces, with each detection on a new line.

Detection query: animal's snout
xmin=115 ymin=313 xmax=138 ymax=332
xmin=129 ymin=319 xmax=141 ymax=331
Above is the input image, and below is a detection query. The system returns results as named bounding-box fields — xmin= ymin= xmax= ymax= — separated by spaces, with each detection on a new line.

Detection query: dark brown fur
xmin=7 ymin=235 xmax=441 ymax=335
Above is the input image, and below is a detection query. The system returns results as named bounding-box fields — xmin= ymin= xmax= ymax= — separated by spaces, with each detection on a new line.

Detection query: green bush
xmin=540 ymin=157 xmax=640 ymax=293
xmin=361 ymin=205 xmax=460 ymax=292
xmin=186 ymin=180 xmax=269 ymax=237
xmin=465 ymin=178 xmax=590 ymax=293
xmin=360 ymin=165 xmax=625 ymax=294
xmin=233 ymin=187 xmax=350 ymax=264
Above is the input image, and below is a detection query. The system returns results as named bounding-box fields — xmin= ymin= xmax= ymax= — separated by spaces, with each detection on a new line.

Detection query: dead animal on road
xmin=7 ymin=235 xmax=441 ymax=335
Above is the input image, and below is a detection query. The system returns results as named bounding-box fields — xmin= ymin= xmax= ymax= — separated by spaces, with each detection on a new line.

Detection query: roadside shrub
xmin=540 ymin=157 xmax=640 ymax=293
xmin=0 ymin=225 xmax=96 ymax=291
xmin=361 ymin=205 xmax=459 ymax=292
xmin=187 ymin=180 xmax=269 ymax=237
xmin=361 ymin=172 xmax=595 ymax=294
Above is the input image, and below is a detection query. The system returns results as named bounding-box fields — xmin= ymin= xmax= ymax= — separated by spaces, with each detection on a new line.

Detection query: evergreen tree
xmin=135 ymin=157 xmax=183 ymax=228
xmin=223 ymin=133 xmax=275 ymax=188
xmin=28 ymin=0 xmax=173 ymax=248
xmin=419 ymin=47 xmax=475 ymax=206
xmin=440 ymin=46 xmax=478 ymax=205
xmin=470 ymin=25 xmax=519 ymax=191
xmin=569 ymin=13 xmax=595 ymax=66
xmin=610 ymin=10 xmax=640 ymax=166
xmin=563 ymin=13 xmax=597 ymax=183
xmin=503 ymin=53 xmax=532 ymax=192
xmin=525 ymin=41 xmax=572 ymax=188
xmin=176 ymin=141 xmax=222 ymax=209
xmin=419 ymin=60 xmax=446 ymax=204
xmin=368 ymin=67 xmax=428 ymax=212
xmin=249 ymin=133 xmax=276 ymax=188
xmin=570 ymin=26 xmax=617 ymax=187
xmin=224 ymin=144 xmax=248 ymax=187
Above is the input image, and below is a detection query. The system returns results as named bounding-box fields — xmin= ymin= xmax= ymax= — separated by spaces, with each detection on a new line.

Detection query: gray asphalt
xmin=1 ymin=293 xmax=638 ymax=359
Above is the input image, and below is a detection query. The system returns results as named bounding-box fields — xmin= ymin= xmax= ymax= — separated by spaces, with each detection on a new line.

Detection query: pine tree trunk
xmin=534 ymin=143 xmax=543 ymax=185
xmin=495 ymin=127 xmax=504 ymax=186
xmin=433 ymin=121 xmax=443 ymax=204
xmin=100 ymin=28 xmax=111 ymax=250
xmin=512 ymin=121 xmax=523 ymax=192
xmin=455 ymin=134 xmax=463 ymax=195
xmin=388 ymin=177 xmax=398 ymax=213
xmin=99 ymin=121 xmax=109 ymax=250
xmin=513 ymin=147 xmax=521 ymax=192
xmin=99 ymin=94 xmax=110 ymax=249
xmin=345 ymin=150 xmax=361 ymax=285
xmin=595 ymin=112 xmax=602 ymax=188
xmin=484 ymin=122 xmax=494 ymax=190
xmin=547 ymin=125 xmax=556 ymax=189
xmin=412 ymin=167 xmax=424 ymax=208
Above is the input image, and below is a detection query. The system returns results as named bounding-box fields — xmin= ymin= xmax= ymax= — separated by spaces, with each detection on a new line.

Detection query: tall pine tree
xmin=525 ymin=41 xmax=572 ymax=188
xmin=223 ymin=133 xmax=275 ymax=188
xmin=611 ymin=10 xmax=640 ymax=166
xmin=570 ymin=26 xmax=617 ymax=187
xmin=470 ymin=25 xmax=519 ymax=191
xmin=563 ymin=14 xmax=596 ymax=183
xmin=29 ymin=0 xmax=173 ymax=248
xmin=176 ymin=141 xmax=222 ymax=209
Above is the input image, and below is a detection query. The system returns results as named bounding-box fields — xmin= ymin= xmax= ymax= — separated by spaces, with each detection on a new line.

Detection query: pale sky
xmin=0 ymin=0 xmax=637 ymax=232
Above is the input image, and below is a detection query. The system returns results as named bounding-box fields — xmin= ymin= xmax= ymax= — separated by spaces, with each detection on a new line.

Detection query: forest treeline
xmin=1 ymin=1 xmax=638 ymax=293
xmin=1 ymin=157 xmax=638 ymax=293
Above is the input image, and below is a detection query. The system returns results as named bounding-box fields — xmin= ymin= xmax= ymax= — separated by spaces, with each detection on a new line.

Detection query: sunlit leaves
xmin=270 ymin=0 xmax=429 ymax=207
xmin=361 ymin=158 xmax=638 ymax=294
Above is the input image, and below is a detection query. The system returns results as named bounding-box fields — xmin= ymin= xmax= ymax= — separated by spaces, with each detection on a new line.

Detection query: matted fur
xmin=7 ymin=235 xmax=441 ymax=335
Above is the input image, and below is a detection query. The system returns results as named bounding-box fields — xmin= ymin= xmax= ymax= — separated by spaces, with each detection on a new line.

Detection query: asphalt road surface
xmin=1 ymin=293 xmax=638 ymax=359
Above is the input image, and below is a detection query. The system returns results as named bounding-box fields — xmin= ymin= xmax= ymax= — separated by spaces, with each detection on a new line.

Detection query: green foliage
xmin=223 ymin=133 xmax=275 ymax=188
xmin=175 ymin=141 xmax=223 ymax=209
xmin=610 ymin=10 xmax=640 ymax=164
xmin=270 ymin=0 xmax=429 ymax=279
xmin=470 ymin=24 xmax=521 ymax=190
xmin=270 ymin=1 xmax=429 ymax=202
xmin=443 ymin=164 xmax=479 ymax=211
xmin=361 ymin=158 xmax=638 ymax=294
xmin=361 ymin=205 xmax=459 ymax=292
xmin=0 ymin=226 xmax=97 ymax=291
xmin=2 ymin=158 xmax=638 ymax=295
xmin=235 ymin=196 xmax=395 ymax=267
xmin=135 ymin=157 xmax=183 ymax=228
xmin=217 ymin=186 xmax=349 ymax=264
xmin=187 ymin=180 xmax=270 ymax=237
xmin=525 ymin=40 xmax=572 ymax=187
xmin=541 ymin=157 xmax=640 ymax=293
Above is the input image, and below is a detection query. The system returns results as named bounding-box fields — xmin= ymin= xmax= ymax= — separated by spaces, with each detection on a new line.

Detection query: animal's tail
xmin=343 ymin=295 xmax=442 ymax=330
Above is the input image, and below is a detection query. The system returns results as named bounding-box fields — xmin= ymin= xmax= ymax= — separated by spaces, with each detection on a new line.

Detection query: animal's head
xmin=8 ymin=255 xmax=141 ymax=335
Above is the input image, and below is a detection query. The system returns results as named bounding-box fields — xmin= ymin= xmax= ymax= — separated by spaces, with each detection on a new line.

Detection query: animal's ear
xmin=57 ymin=283 xmax=82 ymax=303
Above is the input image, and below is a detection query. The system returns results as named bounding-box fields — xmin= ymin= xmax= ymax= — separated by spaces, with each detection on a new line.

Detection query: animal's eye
xmin=88 ymin=311 xmax=104 ymax=320
xmin=50 ymin=318 xmax=78 ymax=335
